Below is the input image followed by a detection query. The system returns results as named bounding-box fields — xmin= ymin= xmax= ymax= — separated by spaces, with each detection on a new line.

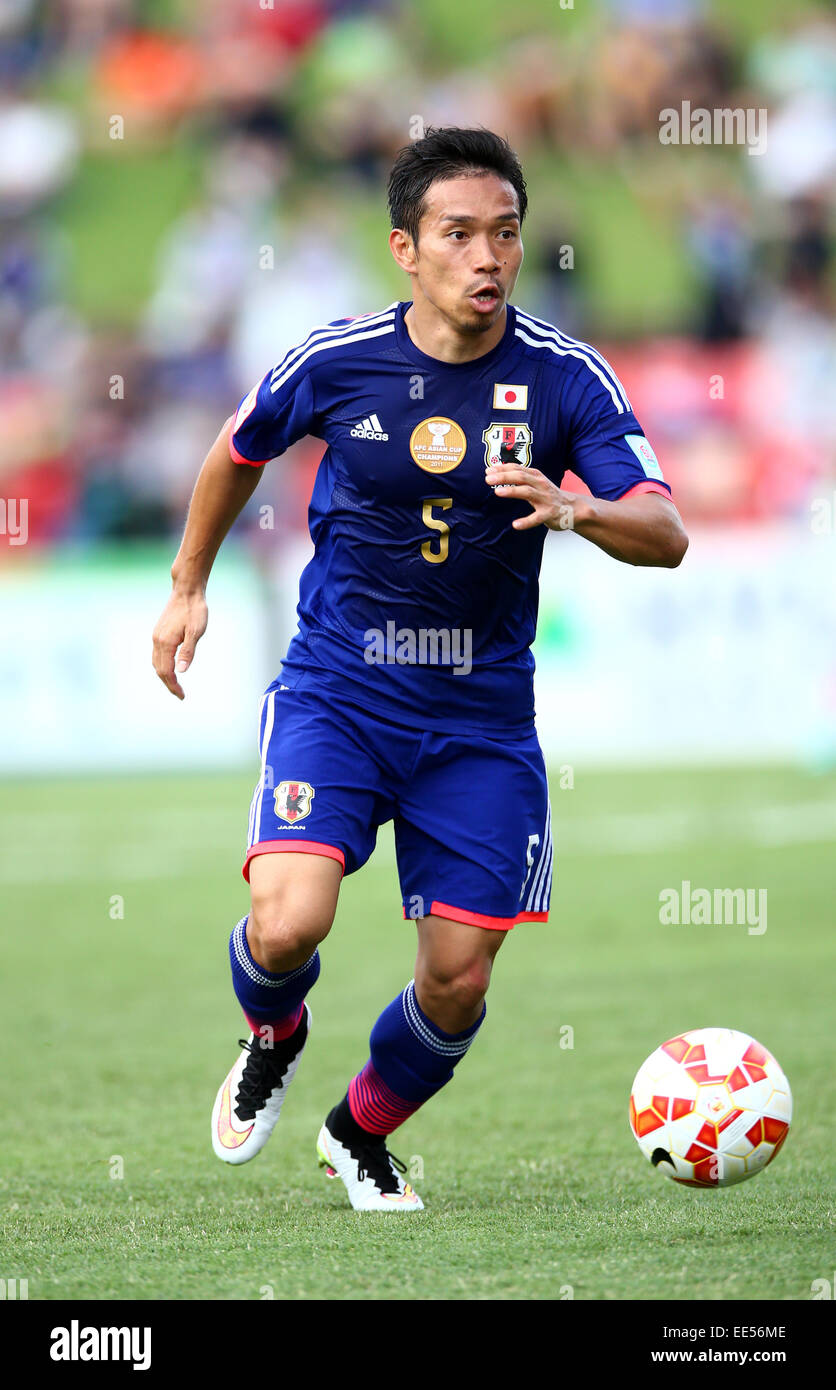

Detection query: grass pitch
xmin=1 ymin=764 xmax=834 ymax=1301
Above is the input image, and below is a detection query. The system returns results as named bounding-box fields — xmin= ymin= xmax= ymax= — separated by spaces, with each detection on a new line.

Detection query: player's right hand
xmin=152 ymin=589 xmax=208 ymax=700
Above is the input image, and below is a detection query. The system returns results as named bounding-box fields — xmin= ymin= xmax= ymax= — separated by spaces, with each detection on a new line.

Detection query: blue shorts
xmin=243 ymin=681 xmax=552 ymax=930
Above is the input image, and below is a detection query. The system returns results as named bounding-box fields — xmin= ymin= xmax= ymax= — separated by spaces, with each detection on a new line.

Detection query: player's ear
xmin=389 ymin=227 xmax=416 ymax=272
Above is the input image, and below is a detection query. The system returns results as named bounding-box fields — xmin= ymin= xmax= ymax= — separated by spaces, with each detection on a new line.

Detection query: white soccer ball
xmin=629 ymin=1028 xmax=792 ymax=1187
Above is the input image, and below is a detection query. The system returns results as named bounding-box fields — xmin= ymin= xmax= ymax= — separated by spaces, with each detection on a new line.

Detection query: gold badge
xmin=409 ymin=416 xmax=467 ymax=474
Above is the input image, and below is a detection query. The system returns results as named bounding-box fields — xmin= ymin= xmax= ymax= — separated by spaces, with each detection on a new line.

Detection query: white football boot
xmin=316 ymin=1113 xmax=424 ymax=1212
xmin=211 ymin=1004 xmax=311 ymax=1165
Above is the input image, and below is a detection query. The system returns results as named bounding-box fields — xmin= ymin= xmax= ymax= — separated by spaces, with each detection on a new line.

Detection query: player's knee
xmin=416 ymin=958 xmax=491 ymax=1018
xmin=247 ymin=891 xmax=333 ymax=972
xmin=247 ymin=852 xmax=340 ymax=970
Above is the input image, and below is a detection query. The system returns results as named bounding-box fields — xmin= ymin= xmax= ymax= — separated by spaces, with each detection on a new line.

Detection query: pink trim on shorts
xmin=243 ymin=840 xmax=346 ymax=882
xmin=402 ymin=900 xmax=549 ymax=932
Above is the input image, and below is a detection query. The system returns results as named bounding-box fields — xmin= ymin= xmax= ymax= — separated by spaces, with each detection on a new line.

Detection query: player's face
xmin=398 ymin=173 xmax=523 ymax=334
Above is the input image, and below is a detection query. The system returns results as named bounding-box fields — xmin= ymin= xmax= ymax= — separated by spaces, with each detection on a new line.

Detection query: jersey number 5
xmin=421 ymin=498 xmax=453 ymax=564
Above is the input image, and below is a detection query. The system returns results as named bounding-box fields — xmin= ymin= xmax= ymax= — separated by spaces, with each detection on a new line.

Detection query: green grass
xmin=1 ymin=765 xmax=834 ymax=1300
xmin=55 ymin=143 xmax=203 ymax=324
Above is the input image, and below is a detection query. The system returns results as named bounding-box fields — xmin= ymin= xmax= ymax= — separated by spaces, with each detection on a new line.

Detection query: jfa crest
xmin=482 ymin=422 xmax=533 ymax=468
xmin=274 ymin=780 xmax=315 ymax=823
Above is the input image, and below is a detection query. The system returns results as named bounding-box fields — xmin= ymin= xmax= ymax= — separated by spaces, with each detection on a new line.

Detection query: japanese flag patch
xmin=492 ymin=383 xmax=528 ymax=410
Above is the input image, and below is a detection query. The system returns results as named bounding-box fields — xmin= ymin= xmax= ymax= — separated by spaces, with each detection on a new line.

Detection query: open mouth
xmin=469 ymin=286 xmax=502 ymax=310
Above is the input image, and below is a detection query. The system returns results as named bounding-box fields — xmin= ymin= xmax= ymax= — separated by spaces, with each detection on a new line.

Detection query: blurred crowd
xmin=0 ymin=0 xmax=834 ymax=550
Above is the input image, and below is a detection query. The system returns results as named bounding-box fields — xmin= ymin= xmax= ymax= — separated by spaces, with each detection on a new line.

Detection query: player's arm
xmin=487 ymin=360 xmax=688 ymax=567
xmin=564 ymin=487 xmax=687 ymax=566
xmin=153 ymin=340 xmax=319 ymax=697
xmin=485 ymin=467 xmax=688 ymax=567
xmin=152 ymin=418 xmax=264 ymax=699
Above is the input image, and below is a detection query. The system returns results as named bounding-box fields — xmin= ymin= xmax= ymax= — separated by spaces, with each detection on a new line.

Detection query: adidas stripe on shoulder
xmin=514 ymin=309 xmax=631 ymax=414
xmin=268 ymin=303 xmax=398 ymax=396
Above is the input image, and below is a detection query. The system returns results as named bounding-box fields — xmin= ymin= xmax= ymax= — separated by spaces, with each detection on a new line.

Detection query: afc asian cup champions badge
xmin=409 ymin=416 xmax=467 ymax=474
xmin=482 ymin=422 xmax=533 ymax=468
xmin=274 ymin=781 xmax=315 ymax=824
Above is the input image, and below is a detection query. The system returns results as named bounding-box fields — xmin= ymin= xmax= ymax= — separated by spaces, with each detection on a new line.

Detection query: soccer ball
xmin=629 ymin=1028 xmax=792 ymax=1188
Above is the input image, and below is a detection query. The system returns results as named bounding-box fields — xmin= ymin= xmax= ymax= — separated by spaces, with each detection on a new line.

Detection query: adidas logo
xmin=350 ymin=413 xmax=389 ymax=441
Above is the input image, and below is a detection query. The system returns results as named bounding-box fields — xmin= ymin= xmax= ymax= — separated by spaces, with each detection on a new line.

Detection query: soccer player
xmin=152 ymin=127 xmax=688 ymax=1212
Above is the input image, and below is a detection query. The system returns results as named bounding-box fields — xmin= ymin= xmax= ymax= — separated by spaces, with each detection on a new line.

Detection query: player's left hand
xmin=485 ymin=464 xmax=581 ymax=532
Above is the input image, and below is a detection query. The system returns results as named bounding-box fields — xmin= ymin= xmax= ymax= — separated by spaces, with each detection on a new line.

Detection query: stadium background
xmin=1 ymin=0 xmax=834 ymax=1302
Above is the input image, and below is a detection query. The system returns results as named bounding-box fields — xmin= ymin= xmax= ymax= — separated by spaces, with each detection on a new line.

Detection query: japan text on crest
xmin=274 ymin=780 xmax=315 ymax=824
xmin=482 ymin=422 xmax=533 ymax=469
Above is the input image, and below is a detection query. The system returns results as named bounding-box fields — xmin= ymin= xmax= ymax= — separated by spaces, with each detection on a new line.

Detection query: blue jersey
xmin=230 ymin=300 xmax=671 ymax=735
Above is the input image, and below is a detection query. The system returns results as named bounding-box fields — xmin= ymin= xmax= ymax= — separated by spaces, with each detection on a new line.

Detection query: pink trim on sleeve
xmin=228 ymin=421 xmax=270 ymax=467
xmin=616 ymin=481 xmax=672 ymax=501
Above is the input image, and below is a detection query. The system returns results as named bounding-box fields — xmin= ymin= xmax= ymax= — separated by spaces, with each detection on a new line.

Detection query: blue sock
xmin=228 ymin=915 xmax=320 ymax=1035
xmin=348 ymin=979 xmax=486 ymax=1133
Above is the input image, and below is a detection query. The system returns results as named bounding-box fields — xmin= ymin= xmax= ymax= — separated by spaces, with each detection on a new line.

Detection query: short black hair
xmin=388 ymin=126 xmax=528 ymax=246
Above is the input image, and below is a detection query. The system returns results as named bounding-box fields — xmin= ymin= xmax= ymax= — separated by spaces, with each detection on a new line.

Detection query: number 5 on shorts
xmin=520 ymin=833 xmax=540 ymax=898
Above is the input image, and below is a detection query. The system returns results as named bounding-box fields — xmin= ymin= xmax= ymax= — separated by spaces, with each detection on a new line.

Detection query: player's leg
xmin=333 ymin=913 xmax=504 ymax=1140
xmin=316 ymin=913 xmax=505 ymax=1207
xmin=230 ymin=850 xmax=338 ymax=1060
xmin=316 ymin=913 xmax=505 ymax=1210
xmin=212 ymin=852 xmax=341 ymax=1167
xmin=412 ymin=911 xmax=505 ymax=1031
xmin=212 ymin=683 xmax=387 ymax=1166
xmin=236 ymin=849 xmax=341 ymax=1036
xmin=316 ymin=723 xmax=551 ymax=1209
